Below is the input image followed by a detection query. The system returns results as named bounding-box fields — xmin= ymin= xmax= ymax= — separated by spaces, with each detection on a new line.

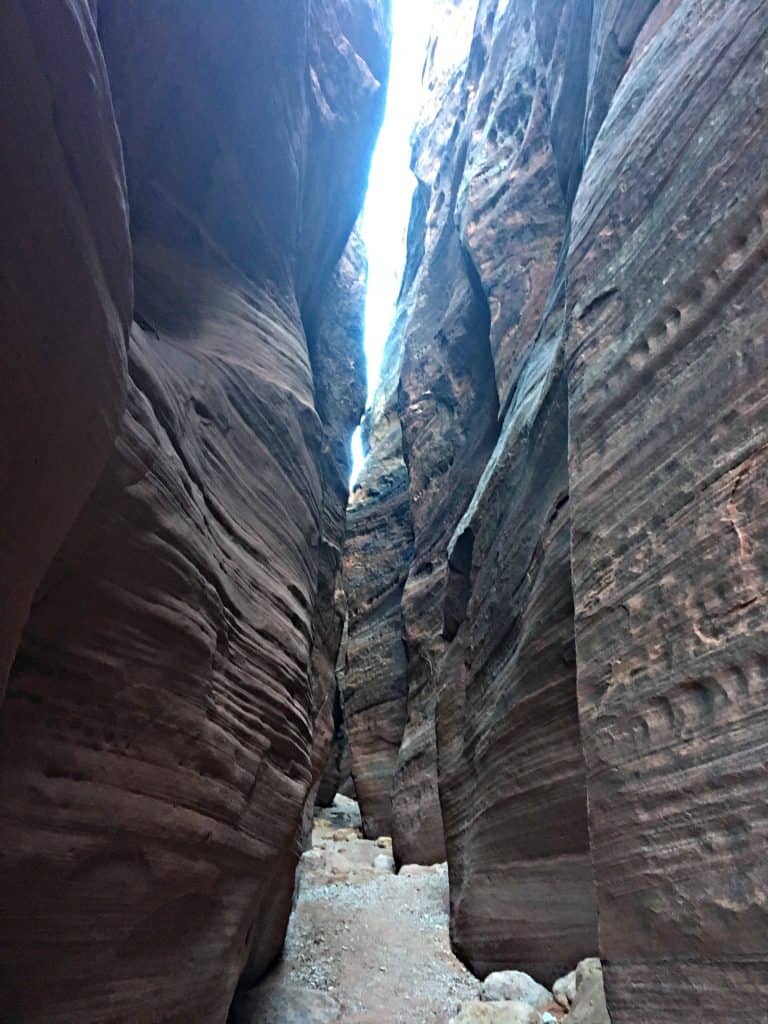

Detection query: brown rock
xmin=0 ymin=3 xmax=388 ymax=1021
xmin=430 ymin=0 xmax=599 ymax=982
xmin=567 ymin=0 xmax=768 ymax=1018
xmin=343 ymin=381 xmax=413 ymax=838
xmin=392 ymin=65 xmax=500 ymax=868
xmin=344 ymin=2 xmax=768 ymax=1016
xmin=437 ymin=314 xmax=597 ymax=983
xmin=0 ymin=0 xmax=131 ymax=696
xmin=300 ymin=232 xmax=367 ymax=843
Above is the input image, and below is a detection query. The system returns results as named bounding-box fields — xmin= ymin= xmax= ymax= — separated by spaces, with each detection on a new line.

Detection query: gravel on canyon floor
xmin=233 ymin=795 xmax=480 ymax=1023
xmin=232 ymin=797 xmax=605 ymax=1024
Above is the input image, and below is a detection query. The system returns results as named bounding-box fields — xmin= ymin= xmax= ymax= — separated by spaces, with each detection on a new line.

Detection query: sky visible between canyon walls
xmin=353 ymin=0 xmax=482 ymax=483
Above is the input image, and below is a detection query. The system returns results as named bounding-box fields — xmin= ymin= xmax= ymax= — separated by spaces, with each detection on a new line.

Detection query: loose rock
xmin=567 ymin=959 xmax=610 ymax=1024
xmin=450 ymin=1000 xmax=542 ymax=1024
xmin=480 ymin=971 xmax=552 ymax=1009
xmin=233 ymin=982 xmax=340 ymax=1024
xmin=552 ymin=970 xmax=576 ymax=1010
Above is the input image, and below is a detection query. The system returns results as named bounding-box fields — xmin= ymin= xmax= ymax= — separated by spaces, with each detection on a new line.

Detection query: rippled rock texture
xmin=0 ymin=3 xmax=388 ymax=1022
xmin=567 ymin=1 xmax=768 ymax=1018
xmin=0 ymin=1 xmax=131 ymax=695
xmin=344 ymin=0 xmax=768 ymax=1017
xmin=343 ymin=364 xmax=412 ymax=838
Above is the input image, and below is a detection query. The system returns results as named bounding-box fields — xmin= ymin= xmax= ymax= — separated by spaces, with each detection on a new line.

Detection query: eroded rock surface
xmin=0 ymin=3 xmax=388 ymax=1022
xmin=392 ymin=25 xmax=500 ymax=868
xmin=0 ymin=0 xmax=131 ymax=696
xmin=343 ymin=345 xmax=413 ymax=837
xmin=351 ymin=0 xmax=599 ymax=979
xmin=344 ymin=0 xmax=768 ymax=1018
xmin=567 ymin=1 xmax=768 ymax=1017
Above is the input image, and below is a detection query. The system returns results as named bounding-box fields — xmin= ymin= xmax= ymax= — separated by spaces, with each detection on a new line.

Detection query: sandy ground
xmin=234 ymin=795 xmax=480 ymax=1023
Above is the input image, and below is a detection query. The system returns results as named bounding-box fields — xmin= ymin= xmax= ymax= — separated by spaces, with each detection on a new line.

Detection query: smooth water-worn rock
xmin=391 ymin=19 xmax=500 ymax=869
xmin=0 ymin=0 xmax=131 ymax=697
xmin=344 ymin=0 xmax=768 ymax=1019
xmin=343 ymin=364 xmax=413 ymax=838
xmin=431 ymin=1 xmax=600 ymax=982
xmin=0 ymin=4 xmax=388 ymax=1022
xmin=300 ymin=232 xmax=367 ymax=842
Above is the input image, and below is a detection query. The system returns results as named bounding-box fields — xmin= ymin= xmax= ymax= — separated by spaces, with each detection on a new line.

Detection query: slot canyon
xmin=0 ymin=1 xmax=766 ymax=1022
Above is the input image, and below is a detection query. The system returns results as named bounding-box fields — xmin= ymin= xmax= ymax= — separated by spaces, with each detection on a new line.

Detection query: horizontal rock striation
xmin=0 ymin=3 xmax=388 ymax=1022
xmin=343 ymin=376 xmax=413 ymax=839
xmin=567 ymin=0 xmax=768 ymax=1018
xmin=0 ymin=0 xmax=131 ymax=698
xmin=352 ymin=0 xmax=600 ymax=975
xmin=392 ymin=37 xmax=501 ymax=867
xmin=301 ymin=232 xmax=367 ymax=844
xmin=344 ymin=0 xmax=768 ymax=1017
xmin=433 ymin=0 xmax=607 ymax=983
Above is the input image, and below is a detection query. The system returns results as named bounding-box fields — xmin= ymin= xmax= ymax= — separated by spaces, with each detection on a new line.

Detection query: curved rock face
xmin=428 ymin=0 xmax=599 ymax=979
xmin=347 ymin=0 xmax=599 ymax=970
xmin=301 ymin=232 xmax=368 ymax=839
xmin=567 ymin=1 xmax=768 ymax=1018
xmin=393 ymin=65 xmax=501 ymax=868
xmin=344 ymin=0 xmax=768 ymax=1017
xmin=0 ymin=4 xmax=387 ymax=1022
xmin=343 ymin=391 xmax=413 ymax=838
xmin=0 ymin=0 xmax=131 ymax=697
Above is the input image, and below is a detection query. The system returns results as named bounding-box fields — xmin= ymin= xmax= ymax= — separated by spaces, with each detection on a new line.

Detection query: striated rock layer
xmin=347 ymin=0 xmax=599 ymax=972
xmin=426 ymin=0 xmax=600 ymax=979
xmin=567 ymin=0 xmax=768 ymax=1018
xmin=343 ymin=355 xmax=413 ymax=838
xmin=393 ymin=57 xmax=501 ymax=866
xmin=0 ymin=0 xmax=132 ymax=697
xmin=301 ymin=232 xmax=368 ymax=840
xmin=345 ymin=0 xmax=768 ymax=1016
xmin=0 ymin=3 xmax=388 ymax=1022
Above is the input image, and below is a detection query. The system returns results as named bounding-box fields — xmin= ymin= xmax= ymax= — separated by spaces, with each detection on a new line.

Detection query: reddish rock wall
xmin=344 ymin=0 xmax=768 ymax=1017
xmin=0 ymin=3 xmax=387 ymax=1021
xmin=568 ymin=1 xmax=768 ymax=1017
xmin=343 ymin=386 xmax=412 ymax=838
xmin=392 ymin=65 xmax=500 ymax=868
xmin=0 ymin=0 xmax=131 ymax=697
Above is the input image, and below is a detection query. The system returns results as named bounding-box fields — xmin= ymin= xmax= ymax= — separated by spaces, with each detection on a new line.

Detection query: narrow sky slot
xmin=351 ymin=0 xmax=439 ymax=483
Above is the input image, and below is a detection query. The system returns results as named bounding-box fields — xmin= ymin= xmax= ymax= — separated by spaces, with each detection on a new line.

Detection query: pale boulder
xmin=568 ymin=959 xmax=609 ymax=1024
xmin=450 ymin=1000 xmax=542 ymax=1024
xmin=480 ymin=971 xmax=552 ymax=1009
xmin=552 ymin=969 xmax=576 ymax=1009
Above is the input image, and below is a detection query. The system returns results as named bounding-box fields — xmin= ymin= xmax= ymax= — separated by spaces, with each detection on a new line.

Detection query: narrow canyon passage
xmin=232 ymin=797 xmax=603 ymax=1024
xmin=232 ymin=797 xmax=478 ymax=1023
xmin=0 ymin=2 xmax=766 ymax=1023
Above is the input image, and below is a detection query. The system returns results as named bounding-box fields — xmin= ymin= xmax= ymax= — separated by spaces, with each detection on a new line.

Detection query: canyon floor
xmin=232 ymin=795 xmax=481 ymax=1023
xmin=231 ymin=798 xmax=605 ymax=1024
